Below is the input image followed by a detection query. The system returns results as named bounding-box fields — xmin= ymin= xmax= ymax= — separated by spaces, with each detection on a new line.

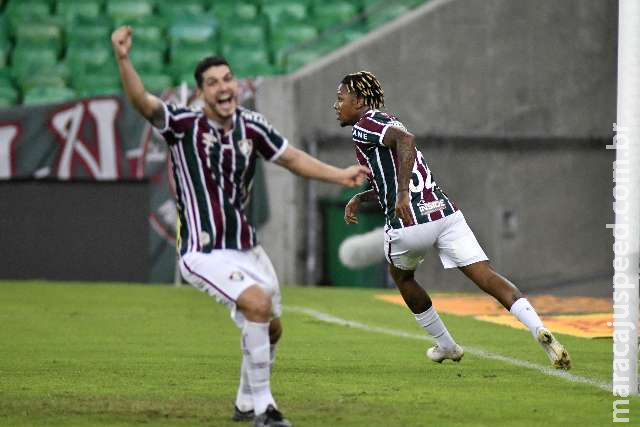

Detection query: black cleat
xmin=232 ymin=405 xmax=255 ymax=422
xmin=253 ymin=405 xmax=292 ymax=427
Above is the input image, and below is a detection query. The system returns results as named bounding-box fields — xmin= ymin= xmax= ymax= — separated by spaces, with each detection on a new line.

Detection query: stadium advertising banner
xmin=0 ymin=82 xmax=265 ymax=283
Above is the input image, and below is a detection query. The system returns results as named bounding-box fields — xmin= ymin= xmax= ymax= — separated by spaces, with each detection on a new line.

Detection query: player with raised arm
xmin=112 ymin=26 xmax=368 ymax=427
xmin=335 ymin=71 xmax=571 ymax=370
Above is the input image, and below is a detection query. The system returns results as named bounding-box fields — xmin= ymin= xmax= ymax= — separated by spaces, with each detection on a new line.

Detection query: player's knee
xmin=251 ymin=296 xmax=272 ymax=320
xmin=389 ymin=265 xmax=413 ymax=285
xmin=238 ymin=285 xmax=272 ymax=321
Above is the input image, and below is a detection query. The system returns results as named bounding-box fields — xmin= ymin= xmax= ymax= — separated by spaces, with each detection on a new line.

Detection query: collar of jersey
xmin=206 ymin=110 xmax=237 ymax=135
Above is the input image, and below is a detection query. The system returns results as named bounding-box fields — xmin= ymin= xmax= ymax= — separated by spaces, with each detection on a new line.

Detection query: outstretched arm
xmin=275 ymin=146 xmax=369 ymax=187
xmin=111 ymin=26 xmax=165 ymax=128
xmin=382 ymin=126 xmax=416 ymax=225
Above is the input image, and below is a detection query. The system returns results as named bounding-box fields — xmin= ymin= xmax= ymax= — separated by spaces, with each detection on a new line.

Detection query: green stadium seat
xmin=310 ymin=22 xmax=367 ymax=54
xmin=169 ymin=46 xmax=217 ymax=80
xmin=135 ymin=26 xmax=165 ymax=47
xmin=10 ymin=45 xmax=58 ymax=80
xmin=19 ymin=73 xmax=68 ymax=93
xmin=5 ymin=0 xmax=51 ymax=31
xmin=66 ymin=17 xmax=112 ymax=47
xmin=168 ymin=16 xmax=217 ymax=48
xmin=0 ymin=72 xmax=16 ymax=90
xmin=174 ymin=71 xmax=194 ymax=86
xmin=271 ymin=24 xmax=318 ymax=51
xmin=212 ymin=2 xmax=260 ymax=22
xmin=366 ymin=3 xmax=411 ymax=28
xmin=13 ymin=18 xmax=63 ymax=53
xmin=14 ymin=61 xmax=69 ymax=91
xmin=157 ymin=1 xmax=204 ymax=19
xmin=224 ymin=48 xmax=271 ymax=78
xmin=0 ymin=13 xmax=9 ymax=38
xmin=130 ymin=47 xmax=165 ymax=73
xmin=72 ymin=73 xmax=121 ymax=97
xmin=22 ymin=86 xmax=77 ymax=106
xmin=106 ymin=0 xmax=153 ymax=23
xmin=360 ymin=0 xmax=384 ymax=10
xmin=65 ymin=44 xmax=112 ymax=74
xmin=0 ymin=67 xmax=13 ymax=81
xmin=262 ymin=2 xmax=308 ymax=28
xmin=0 ymin=36 xmax=10 ymax=68
xmin=272 ymin=24 xmax=318 ymax=66
xmin=313 ymin=2 xmax=359 ymax=32
xmin=0 ymin=85 xmax=19 ymax=107
xmin=283 ymin=49 xmax=322 ymax=72
xmin=140 ymin=72 xmax=173 ymax=93
xmin=56 ymin=0 xmax=102 ymax=24
xmin=220 ymin=22 xmax=266 ymax=49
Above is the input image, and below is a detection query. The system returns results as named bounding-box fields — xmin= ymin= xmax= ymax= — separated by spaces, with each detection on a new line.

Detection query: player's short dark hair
xmin=194 ymin=56 xmax=231 ymax=88
xmin=341 ymin=70 xmax=385 ymax=109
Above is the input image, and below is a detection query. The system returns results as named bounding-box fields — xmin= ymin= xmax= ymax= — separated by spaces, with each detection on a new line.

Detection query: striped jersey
xmin=159 ymin=102 xmax=288 ymax=255
xmin=352 ymin=110 xmax=457 ymax=229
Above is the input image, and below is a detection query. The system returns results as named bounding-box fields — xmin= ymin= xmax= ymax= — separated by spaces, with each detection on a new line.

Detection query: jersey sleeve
xmin=157 ymin=102 xmax=198 ymax=144
xmin=354 ymin=114 xmax=407 ymax=147
xmin=244 ymin=115 xmax=289 ymax=162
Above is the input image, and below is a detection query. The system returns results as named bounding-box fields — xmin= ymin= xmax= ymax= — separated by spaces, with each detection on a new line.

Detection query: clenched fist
xmin=111 ymin=26 xmax=133 ymax=60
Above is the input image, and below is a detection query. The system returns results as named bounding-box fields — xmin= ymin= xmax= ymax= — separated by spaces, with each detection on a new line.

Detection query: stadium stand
xmin=0 ymin=0 xmax=428 ymax=106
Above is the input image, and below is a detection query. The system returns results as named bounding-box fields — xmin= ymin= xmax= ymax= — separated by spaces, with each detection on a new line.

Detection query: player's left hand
xmin=340 ymin=165 xmax=369 ymax=187
xmin=395 ymin=190 xmax=414 ymax=226
xmin=344 ymin=195 xmax=361 ymax=224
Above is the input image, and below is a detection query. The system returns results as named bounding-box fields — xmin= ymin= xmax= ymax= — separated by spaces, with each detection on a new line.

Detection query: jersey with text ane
xmin=159 ymin=102 xmax=288 ymax=255
xmin=352 ymin=110 xmax=457 ymax=229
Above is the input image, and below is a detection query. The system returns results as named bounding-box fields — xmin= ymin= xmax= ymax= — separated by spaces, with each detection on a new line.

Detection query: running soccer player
xmin=335 ymin=70 xmax=571 ymax=370
xmin=112 ymin=26 xmax=368 ymax=427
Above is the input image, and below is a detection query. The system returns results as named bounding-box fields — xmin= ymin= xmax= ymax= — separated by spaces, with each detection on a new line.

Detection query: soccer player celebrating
xmin=112 ymin=26 xmax=368 ymax=427
xmin=335 ymin=71 xmax=571 ymax=370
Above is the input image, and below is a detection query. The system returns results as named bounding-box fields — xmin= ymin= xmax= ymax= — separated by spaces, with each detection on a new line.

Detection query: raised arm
xmin=382 ymin=126 xmax=416 ymax=225
xmin=111 ymin=26 xmax=165 ymax=128
xmin=275 ymin=145 xmax=368 ymax=187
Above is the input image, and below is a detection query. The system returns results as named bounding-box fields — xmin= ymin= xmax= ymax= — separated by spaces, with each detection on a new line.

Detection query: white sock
xmin=415 ymin=306 xmax=457 ymax=349
xmin=510 ymin=298 xmax=544 ymax=338
xmin=242 ymin=321 xmax=276 ymax=415
xmin=235 ymin=343 xmax=278 ymax=411
xmin=235 ymin=350 xmax=253 ymax=412
xmin=270 ymin=344 xmax=277 ymax=371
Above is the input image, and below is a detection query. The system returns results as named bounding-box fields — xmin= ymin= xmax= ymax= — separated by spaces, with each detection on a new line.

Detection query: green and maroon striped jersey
xmin=159 ymin=102 xmax=288 ymax=255
xmin=352 ymin=110 xmax=457 ymax=229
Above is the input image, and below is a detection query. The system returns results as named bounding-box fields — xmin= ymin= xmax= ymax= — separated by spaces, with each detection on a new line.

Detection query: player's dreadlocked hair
xmin=341 ymin=71 xmax=385 ymax=109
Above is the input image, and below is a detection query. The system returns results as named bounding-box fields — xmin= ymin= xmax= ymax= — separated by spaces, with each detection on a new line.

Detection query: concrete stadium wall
xmin=256 ymin=0 xmax=617 ymax=292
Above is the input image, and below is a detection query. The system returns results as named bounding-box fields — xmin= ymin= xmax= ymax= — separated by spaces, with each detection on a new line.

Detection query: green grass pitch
xmin=0 ymin=281 xmax=636 ymax=426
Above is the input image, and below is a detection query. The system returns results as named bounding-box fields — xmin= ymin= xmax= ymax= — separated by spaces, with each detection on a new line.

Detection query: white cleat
xmin=426 ymin=344 xmax=464 ymax=363
xmin=537 ymin=327 xmax=572 ymax=370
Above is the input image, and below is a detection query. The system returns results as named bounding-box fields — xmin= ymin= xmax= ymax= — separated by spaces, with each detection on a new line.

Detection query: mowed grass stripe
xmin=0 ymin=281 xmax=637 ymax=426
xmin=286 ymin=305 xmax=612 ymax=393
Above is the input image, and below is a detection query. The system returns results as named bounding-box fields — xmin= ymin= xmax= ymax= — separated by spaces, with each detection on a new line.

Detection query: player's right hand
xmin=395 ymin=190 xmax=414 ymax=226
xmin=111 ymin=26 xmax=133 ymax=60
xmin=344 ymin=195 xmax=361 ymax=224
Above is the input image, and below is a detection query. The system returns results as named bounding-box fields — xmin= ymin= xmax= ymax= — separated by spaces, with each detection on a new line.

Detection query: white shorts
xmin=384 ymin=211 xmax=488 ymax=271
xmin=179 ymin=245 xmax=282 ymax=328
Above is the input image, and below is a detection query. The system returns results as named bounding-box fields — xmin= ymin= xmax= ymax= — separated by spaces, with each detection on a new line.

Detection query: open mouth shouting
xmin=217 ymin=94 xmax=234 ymax=109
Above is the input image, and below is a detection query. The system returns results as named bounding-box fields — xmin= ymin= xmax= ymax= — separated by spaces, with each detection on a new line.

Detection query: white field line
xmin=286 ymin=305 xmax=613 ymax=394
